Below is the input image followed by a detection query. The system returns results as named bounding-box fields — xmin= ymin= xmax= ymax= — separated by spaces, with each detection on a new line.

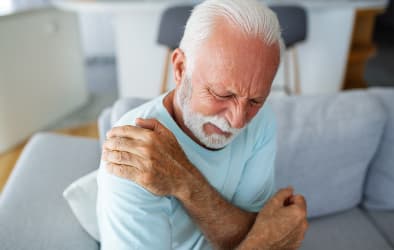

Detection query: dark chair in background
xmin=157 ymin=5 xmax=307 ymax=95
xmin=157 ymin=5 xmax=194 ymax=94
xmin=271 ymin=6 xmax=307 ymax=95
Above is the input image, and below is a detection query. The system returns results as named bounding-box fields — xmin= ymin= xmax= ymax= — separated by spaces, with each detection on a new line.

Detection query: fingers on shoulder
xmin=108 ymin=125 xmax=151 ymax=141
xmin=107 ymin=125 xmax=134 ymax=138
xmin=105 ymin=162 xmax=139 ymax=181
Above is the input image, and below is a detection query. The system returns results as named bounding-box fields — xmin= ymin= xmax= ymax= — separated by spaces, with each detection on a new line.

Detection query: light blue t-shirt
xmin=97 ymin=93 xmax=277 ymax=250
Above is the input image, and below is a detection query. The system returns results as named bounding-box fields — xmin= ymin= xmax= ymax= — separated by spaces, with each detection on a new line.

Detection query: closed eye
xmin=250 ymin=100 xmax=263 ymax=106
xmin=209 ymin=88 xmax=233 ymax=100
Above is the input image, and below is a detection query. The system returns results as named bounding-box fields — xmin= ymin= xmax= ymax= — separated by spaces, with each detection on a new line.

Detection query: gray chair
xmin=157 ymin=4 xmax=307 ymax=95
xmin=270 ymin=5 xmax=307 ymax=95
xmin=157 ymin=5 xmax=194 ymax=94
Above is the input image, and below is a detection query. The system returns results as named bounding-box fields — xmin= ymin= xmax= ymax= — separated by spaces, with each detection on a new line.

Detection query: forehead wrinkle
xmin=214 ymin=78 xmax=263 ymax=100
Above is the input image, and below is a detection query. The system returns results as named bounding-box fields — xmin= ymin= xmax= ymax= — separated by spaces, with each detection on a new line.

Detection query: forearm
xmin=176 ymin=167 xmax=257 ymax=250
xmin=236 ymin=227 xmax=270 ymax=250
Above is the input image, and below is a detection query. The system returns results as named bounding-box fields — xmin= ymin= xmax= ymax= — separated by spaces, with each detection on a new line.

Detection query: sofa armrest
xmin=0 ymin=133 xmax=99 ymax=250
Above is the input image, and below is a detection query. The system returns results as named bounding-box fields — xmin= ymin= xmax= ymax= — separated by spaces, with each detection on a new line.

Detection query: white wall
xmin=77 ymin=13 xmax=115 ymax=58
xmin=0 ymin=8 xmax=88 ymax=152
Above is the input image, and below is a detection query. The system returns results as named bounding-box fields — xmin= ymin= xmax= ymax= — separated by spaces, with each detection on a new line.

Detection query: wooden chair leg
xmin=160 ymin=48 xmax=172 ymax=94
xmin=283 ymin=50 xmax=291 ymax=95
xmin=292 ymin=48 xmax=302 ymax=95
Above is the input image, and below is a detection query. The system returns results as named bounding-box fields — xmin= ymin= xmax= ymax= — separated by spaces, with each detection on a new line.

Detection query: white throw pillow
xmin=63 ymin=170 xmax=99 ymax=241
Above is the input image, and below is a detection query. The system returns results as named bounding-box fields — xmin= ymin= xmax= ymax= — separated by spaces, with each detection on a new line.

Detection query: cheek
xmin=246 ymin=106 xmax=261 ymax=123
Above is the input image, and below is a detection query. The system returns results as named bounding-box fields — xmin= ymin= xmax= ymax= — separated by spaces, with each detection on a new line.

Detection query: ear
xmin=171 ymin=48 xmax=186 ymax=87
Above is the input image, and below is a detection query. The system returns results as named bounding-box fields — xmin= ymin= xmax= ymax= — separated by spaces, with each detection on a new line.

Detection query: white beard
xmin=175 ymin=75 xmax=243 ymax=149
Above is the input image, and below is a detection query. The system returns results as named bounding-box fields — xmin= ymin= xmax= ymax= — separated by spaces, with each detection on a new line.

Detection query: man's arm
xmin=97 ymin=160 xmax=172 ymax=250
xmin=103 ymin=118 xmax=307 ymax=249
xmin=103 ymin=119 xmax=258 ymax=249
xmin=176 ymin=168 xmax=258 ymax=249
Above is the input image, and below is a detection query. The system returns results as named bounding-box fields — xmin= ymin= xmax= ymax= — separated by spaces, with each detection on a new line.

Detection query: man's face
xmin=176 ymin=19 xmax=280 ymax=149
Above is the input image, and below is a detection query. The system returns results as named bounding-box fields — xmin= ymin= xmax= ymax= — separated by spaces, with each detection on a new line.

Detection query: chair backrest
xmin=157 ymin=5 xmax=307 ymax=49
xmin=270 ymin=5 xmax=307 ymax=48
xmin=157 ymin=5 xmax=194 ymax=49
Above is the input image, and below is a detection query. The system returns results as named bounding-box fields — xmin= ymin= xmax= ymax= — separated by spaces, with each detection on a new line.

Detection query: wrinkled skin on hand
xmin=237 ymin=187 xmax=309 ymax=250
xmin=102 ymin=118 xmax=195 ymax=197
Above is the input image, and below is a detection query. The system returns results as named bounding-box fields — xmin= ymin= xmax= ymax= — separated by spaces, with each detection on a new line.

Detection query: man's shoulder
xmin=248 ymin=102 xmax=276 ymax=135
xmin=114 ymin=96 xmax=163 ymax=127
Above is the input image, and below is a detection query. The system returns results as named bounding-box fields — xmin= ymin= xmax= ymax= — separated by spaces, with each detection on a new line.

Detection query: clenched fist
xmin=102 ymin=118 xmax=196 ymax=197
xmin=237 ymin=187 xmax=308 ymax=250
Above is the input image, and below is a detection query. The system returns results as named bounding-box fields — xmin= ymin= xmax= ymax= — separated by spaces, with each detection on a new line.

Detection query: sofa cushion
xmin=365 ymin=209 xmax=394 ymax=247
xmin=0 ymin=133 xmax=99 ymax=250
xmin=300 ymin=208 xmax=392 ymax=250
xmin=98 ymin=107 xmax=112 ymax=146
xmin=63 ymin=170 xmax=99 ymax=241
xmin=270 ymin=91 xmax=387 ymax=218
xmin=363 ymin=87 xmax=394 ymax=210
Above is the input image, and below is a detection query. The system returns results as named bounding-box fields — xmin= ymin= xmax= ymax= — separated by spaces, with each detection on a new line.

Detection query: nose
xmin=227 ymin=101 xmax=248 ymax=129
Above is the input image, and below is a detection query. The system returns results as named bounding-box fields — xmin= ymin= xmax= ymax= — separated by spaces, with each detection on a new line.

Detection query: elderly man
xmin=98 ymin=0 xmax=308 ymax=249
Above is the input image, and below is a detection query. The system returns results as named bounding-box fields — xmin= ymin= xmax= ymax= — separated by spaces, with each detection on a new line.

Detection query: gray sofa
xmin=0 ymin=88 xmax=393 ymax=250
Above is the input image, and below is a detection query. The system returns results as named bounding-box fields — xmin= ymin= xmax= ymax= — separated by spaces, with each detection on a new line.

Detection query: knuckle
xmin=114 ymin=138 xmax=122 ymax=148
xmin=103 ymin=140 xmax=111 ymax=149
xmin=115 ymin=151 xmax=122 ymax=162
xmin=293 ymin=207 xmax=307 ymax=220
xmin=121 ymin=125 xmax=132 ymax=133
xmin=120 ymin=151 xmax=130 ymax=162
xmin=116 ymin=164 xmax=124 ymax=174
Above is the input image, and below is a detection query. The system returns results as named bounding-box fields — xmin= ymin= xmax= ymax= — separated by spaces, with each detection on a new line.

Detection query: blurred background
xmin=0 ymin=0 xmax=393 ymax=191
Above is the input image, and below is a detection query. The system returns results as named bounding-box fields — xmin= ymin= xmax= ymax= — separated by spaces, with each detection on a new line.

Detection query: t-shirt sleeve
xmin=232 ymin=108 xmax=277 ymax=213
xmin=97 ymin=161 xmax=173 ymax=250
xmin=96 ymin=111 xmax=172 ymax=250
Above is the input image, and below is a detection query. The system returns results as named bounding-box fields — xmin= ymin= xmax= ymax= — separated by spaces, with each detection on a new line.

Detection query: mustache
xmin=197 ymin=113 xmax=241 ymax=134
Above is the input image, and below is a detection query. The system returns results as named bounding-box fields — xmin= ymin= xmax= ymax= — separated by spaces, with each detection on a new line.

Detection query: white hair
xmin=179 ymin=0 xmax=284 ymax=74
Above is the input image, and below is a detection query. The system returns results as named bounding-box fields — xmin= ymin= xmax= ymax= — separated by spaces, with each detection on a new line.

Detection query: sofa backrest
xmin=98 ymin=98 xmax=147 ymax=146
xmin=270 ymin=90 xmax=386 ymax=218
xmin=363 ymin=88 xmax=394 ymax=210
xmin=98 ymin=89 xmax=389 ymax=218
